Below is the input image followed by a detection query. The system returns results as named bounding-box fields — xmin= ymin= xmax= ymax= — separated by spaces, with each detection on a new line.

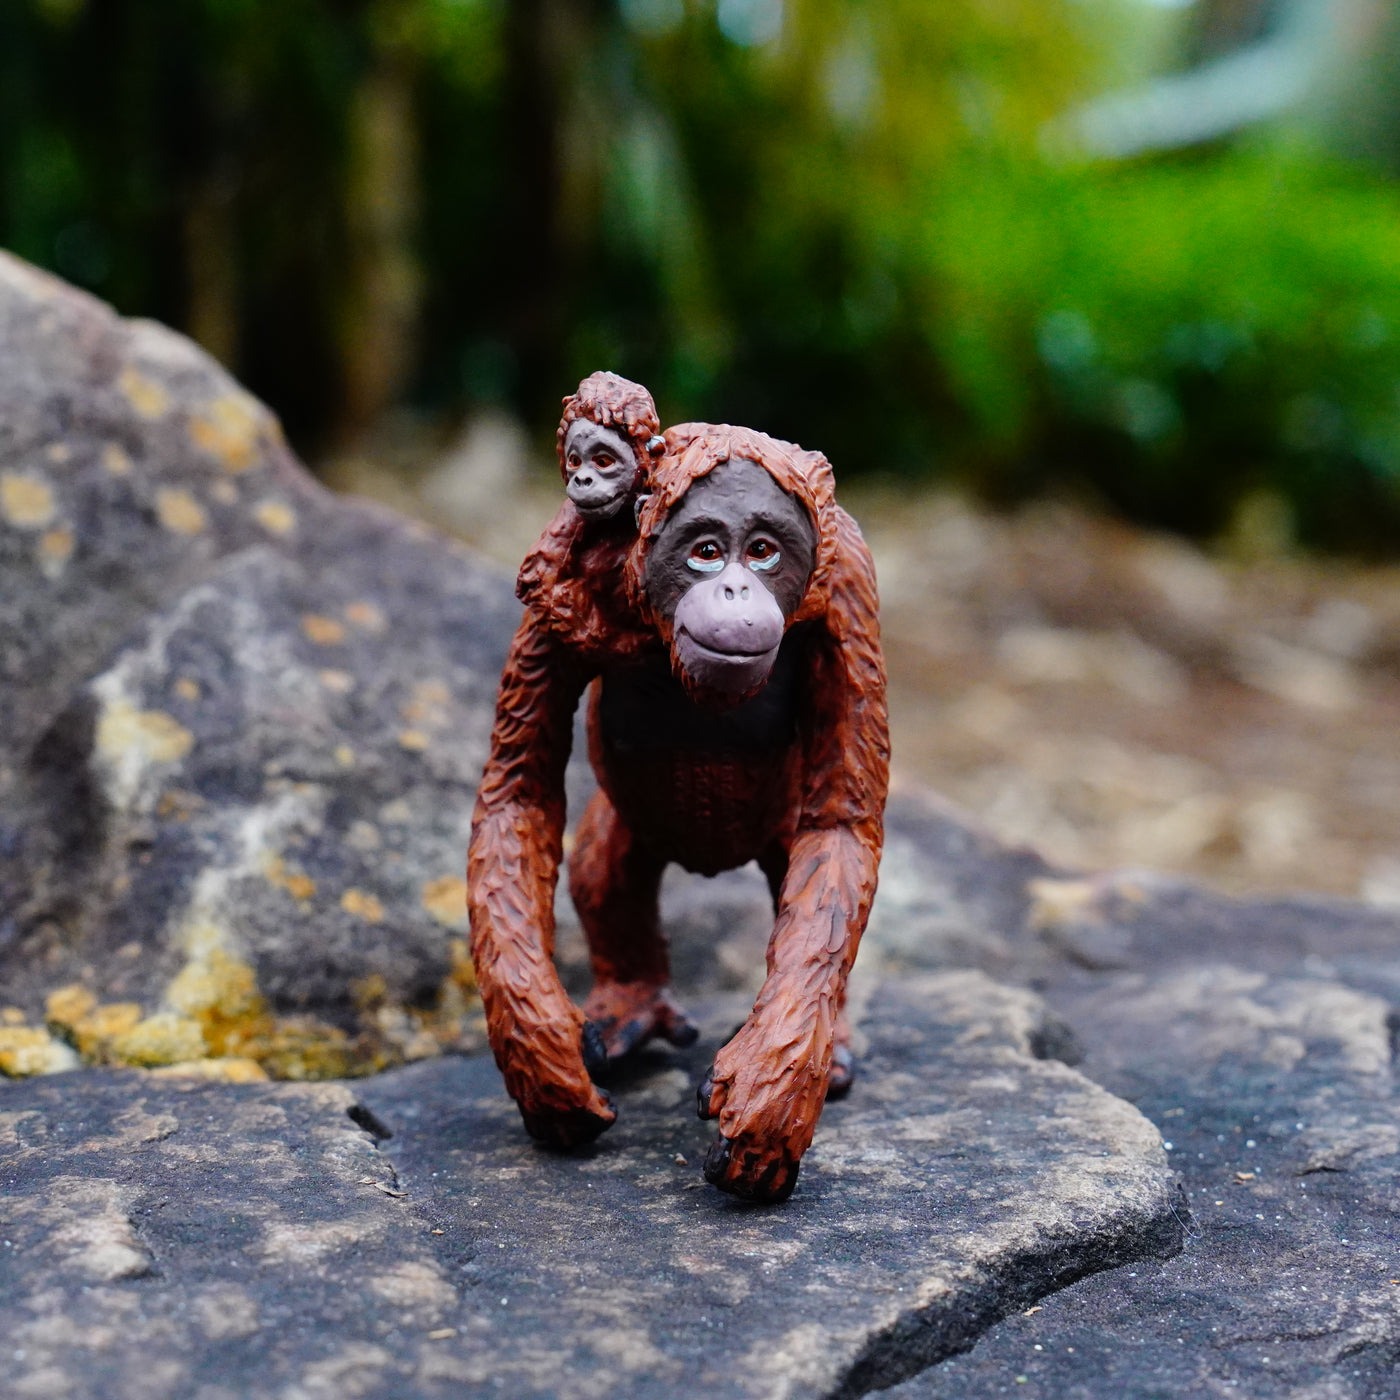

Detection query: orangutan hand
xmin=696 ymin=1004 xmax=832 ymax=1203
xmin=497 ymin=992 xmax=618 ymax=1149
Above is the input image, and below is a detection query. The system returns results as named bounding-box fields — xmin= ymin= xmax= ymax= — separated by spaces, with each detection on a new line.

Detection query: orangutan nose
xmin=675 ymin=562 xmax=783 ymax=660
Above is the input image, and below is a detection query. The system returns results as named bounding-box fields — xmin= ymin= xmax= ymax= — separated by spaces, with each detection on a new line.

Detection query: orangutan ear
xmin=633 ymin=493 xmax=652 ymax=528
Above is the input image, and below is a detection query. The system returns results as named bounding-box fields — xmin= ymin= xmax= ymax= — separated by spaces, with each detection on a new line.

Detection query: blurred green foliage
xmin=4 ymin=0 xmax=1400 ymax=551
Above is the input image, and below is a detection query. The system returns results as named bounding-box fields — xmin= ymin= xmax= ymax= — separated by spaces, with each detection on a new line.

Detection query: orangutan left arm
xmin=700 ymin=508 xmax=889 ymax=1200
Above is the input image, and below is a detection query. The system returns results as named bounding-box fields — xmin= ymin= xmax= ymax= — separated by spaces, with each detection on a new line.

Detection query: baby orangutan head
xmin=556 ymin=371 xmax=663 ymax=523
xmin=643 ymin=457 xmax=817 ymax=701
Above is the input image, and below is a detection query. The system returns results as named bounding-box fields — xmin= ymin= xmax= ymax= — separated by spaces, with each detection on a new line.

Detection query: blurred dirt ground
xmin=327 ymin=419 xmax=1400 ymax=905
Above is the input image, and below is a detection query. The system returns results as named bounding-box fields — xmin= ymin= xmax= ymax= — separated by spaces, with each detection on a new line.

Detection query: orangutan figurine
xmin=515 ymin=371 xmax=665 ymax=628
xmin=469 ymin=415 xmax=889 ymax=1203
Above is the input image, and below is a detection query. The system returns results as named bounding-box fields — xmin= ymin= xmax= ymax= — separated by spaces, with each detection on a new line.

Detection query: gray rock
xmin=889 ymin=943 xmax=1400 ymax=1398
xmin=0 ymin=971 xmax=1180 ymax=1400
xmin=0 ymin=253 xmax=317 ymax=785
xmin=0 ymin=252 xmax=517 ymax=1073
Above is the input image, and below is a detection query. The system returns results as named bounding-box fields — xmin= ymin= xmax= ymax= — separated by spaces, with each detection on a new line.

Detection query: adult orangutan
xmin=468 ymin=421 xmax=889 ymax=1203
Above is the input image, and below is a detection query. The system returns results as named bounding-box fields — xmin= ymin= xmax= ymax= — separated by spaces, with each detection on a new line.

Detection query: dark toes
xmin=702 ymin=1134 xmax=732 ymax=1184
xmin=603 ymin=1015 xmax=650 ymax=1060
xmin=662 ymin=1014 xmax=699 ymax=1048
xmin=703 ymin=1135 xmax=798 ymax=1204
xmin=825 ymin=1045 xmax=856 ymax=1100
xmin=696 ymin=1067 xmax=717 ymax=1119
xmin=580 ymin=1021 xmax=608 ymax=1076
xmin=520 ymin=1095 xmax=616 ymax=1150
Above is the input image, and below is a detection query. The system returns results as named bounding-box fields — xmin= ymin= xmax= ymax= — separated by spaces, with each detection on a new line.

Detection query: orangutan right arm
xmin=467 ymin=610 xmax=615 ymax=1146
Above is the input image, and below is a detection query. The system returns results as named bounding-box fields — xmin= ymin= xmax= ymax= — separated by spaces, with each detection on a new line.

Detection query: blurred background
xmin=4 ymin=0 xmax=1400 ymax=900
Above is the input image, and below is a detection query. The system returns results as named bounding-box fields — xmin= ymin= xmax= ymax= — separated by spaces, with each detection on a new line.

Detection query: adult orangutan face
xmin=564 ymin=420 xmax=641 ymax=521
xmin=643 ymin=457 xmax=817 ymax=699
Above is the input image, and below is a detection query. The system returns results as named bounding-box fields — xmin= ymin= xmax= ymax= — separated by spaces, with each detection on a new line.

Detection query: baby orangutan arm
xmin=468 ymin=611 xmax=615 ymax=1147
xmin=699 ymin=508 xmax=889 ymax=1202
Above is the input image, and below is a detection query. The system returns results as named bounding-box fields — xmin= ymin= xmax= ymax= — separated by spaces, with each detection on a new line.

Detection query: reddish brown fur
xmin=468 ymin=419 xmax=889 ymax=1202
xmin=518 ymin=371 xmax=661 ymax=629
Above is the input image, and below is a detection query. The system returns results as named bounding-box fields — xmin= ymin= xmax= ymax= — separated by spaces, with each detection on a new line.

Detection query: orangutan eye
xmin=568 ymin=452 xmax=582 ymax=470
xmin=746 ymin=538 xmax=781 ymax=571
xmin=687 ymin=540 xmax=725 ymax=573
xmin=594 ymin=453 xmax=614 ymax=469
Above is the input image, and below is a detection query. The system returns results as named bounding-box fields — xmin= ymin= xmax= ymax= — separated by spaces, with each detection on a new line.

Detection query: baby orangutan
xmin=469 ymin=420 xmax=888 ymax=1203
xmin=515 ymin=371 xmax=665 ymax=632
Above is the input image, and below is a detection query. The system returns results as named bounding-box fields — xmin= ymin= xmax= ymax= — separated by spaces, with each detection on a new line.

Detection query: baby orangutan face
xmin=564 ymin=419 xmax=641 ymax=521
xmin=643 ymin=457 xmax=817 ymax=700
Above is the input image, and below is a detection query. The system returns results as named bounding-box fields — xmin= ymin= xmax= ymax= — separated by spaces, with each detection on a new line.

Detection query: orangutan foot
xmin=582 ymin=980 xmax=699 ymax=1061
xmin=825 ymin=1043 xmax=856 ymax=1100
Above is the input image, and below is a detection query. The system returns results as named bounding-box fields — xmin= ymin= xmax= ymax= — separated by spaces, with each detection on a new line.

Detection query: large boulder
xmin=0 ymin=252 xmax=516 ymax=1075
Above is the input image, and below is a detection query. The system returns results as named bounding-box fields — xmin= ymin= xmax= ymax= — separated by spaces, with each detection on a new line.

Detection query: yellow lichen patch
xmin=96 ymin=700 xmax=195 ymax=771
xmin=210 ymin=478 xmax=238 ymax=505
xmin=0 ymin=1027 xmax=79 ymax=1077
xmin=253 ymin=1020 xmax=360 ymax=1081
xmin=1 ymin=473 xmax=57 ymax=529
xmin=301 ymin=614 xmax=347 ymax=646
xmin=39 ymin=526 xmax=75 ymax=576
xmin=341 ymin=889 xmax=385 ymax=923
xmin=110 ymin=1012 xmax=207 ymax=1067
xmin=118 ymin=366 xmax=171 ymax=419
xmin=149 ymin=1057 xmax=269 ymax=1084
xmin=1 ymin=1008 xmax=25 ymax=1026
xmin=45 ymin=983 xmax=98 ymax=1031
xmin=167 ymin=943 xmax=262 ymax=1023
xmin=319 ymin=668 xmax=354 ymax=693
xmin=46 ymin=986 xmax=148 ymax=1063
xmin=102 ymin=443 xmax=134 ymax=477
xmin=422 ymin=876 xmax=467 ymax=930
xmin=156 ymin=487 xmax=208 ymax=535
xmin=164 ymin=924 xmax=276 ymax=1060
xmin=174 ymin=677 xmax=201 ymax=702
xmin=45 ymin=441 xmax=72 ymax=464
xmin=81 ymin=1004 xmax=145 ymax=1057
xmin=189 ymin=392 xmax=263 ymax=473
xmin=334 ymin=745 xmax=355 ymax=768
xmin=398 ymin=729 xmax=430 ymax=752
xmin=264 ymin=854 xmax=317 ymax=903
xmin=254 ymin=500 xmax=297 ymax=536
xmin=344 ymin=601 xmax=386 ymax=633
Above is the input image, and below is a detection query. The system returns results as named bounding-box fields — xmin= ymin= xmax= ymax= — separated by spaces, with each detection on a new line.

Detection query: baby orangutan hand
xmin=696 ymin=1001 xmax=834 ymax=1204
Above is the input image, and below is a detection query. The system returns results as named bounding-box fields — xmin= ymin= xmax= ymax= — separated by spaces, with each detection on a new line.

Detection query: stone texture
xmin=7 ymin=252 xmax=1400 ymax=1398
xmin=0 ymin=251 xmax=516 ymax=1073
xmin=880 ymin=884 xmax=1400 ymax=1399
xmin=0 ymin=971 xmax=1179 ymax=1400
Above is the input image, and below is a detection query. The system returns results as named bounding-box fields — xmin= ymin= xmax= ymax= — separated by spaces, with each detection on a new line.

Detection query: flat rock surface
xmin=887 ymin=953 xmax=1400 ymax=1399
xmin=0 ymin=972 xmax=1179 ymax=1400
